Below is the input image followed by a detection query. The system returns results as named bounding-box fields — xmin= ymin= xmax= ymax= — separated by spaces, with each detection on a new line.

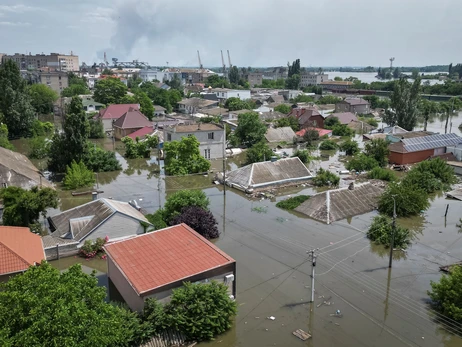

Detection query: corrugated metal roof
xmin=402 ymin=133 xmax=462 ymax=153
xmin=265 ymin=127 xmax=296 ymax=143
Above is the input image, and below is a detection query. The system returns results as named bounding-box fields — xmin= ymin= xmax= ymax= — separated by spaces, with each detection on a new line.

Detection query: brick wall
xmin=389 ymin=149 xmax=433 ymax=165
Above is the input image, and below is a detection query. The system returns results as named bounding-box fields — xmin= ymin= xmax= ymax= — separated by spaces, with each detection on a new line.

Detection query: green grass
xmin=276 ymin=195 xmax=310 ymax=210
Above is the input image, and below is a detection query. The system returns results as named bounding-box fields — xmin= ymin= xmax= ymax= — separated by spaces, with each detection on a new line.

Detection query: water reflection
xmin=123 ymin=158 xmax=159 ymax=178
xmin=369 ymin=242 xmax=408 ymax=261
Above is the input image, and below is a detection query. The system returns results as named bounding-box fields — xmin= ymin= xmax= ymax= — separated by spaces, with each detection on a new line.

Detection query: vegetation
xmin=83 ymin=144 xmax=121 ymax=172
xmin=63 ymin=160 xmax=95 ymax=190
xmin=402 ymin=158 xmax=457 ymax=193
xmin=292 ymin=149 xmax=311 ymax=164
xmin=224 ymin=97 xmax=255 ymax=111
xmin=362 ymin=95 xmax=390 ymax=109
xmin=293 ymin=94 xmax=315 ymax=103
xmin=0 ymin=186 xmax=58 ymax=228
xmin=276 ymin=195 xmax=310 ymax=210
xmin=164 ymin=135 xmax=210 ymax=175
xmin=0 ymin=123 xmax=13 ymax=150
xmin=275 ymin=116 xmax=299 ymax=131
xmin=364 ymin=138 xmax=390 ymax=167
xmin=170 ymin=206 xmax=219 ymax=239
xmin=79 ymin=237 xmax=107 ymax=259
xmin=274 ymin=104 xmax=291 ymax=114
xmin=122 ymin=134 xmax=159 ymax=159
xmin=286 ymin=59 xmax=301 ymax=89
xmin=384 ymin=78 xmax=421 ymax=130
xmin=339 ymin=139 xmax=359 ymax=155
xmin=324 ymin=116 xmax=340 ymax=129
xmin=302 ymin=128 xmax=320 ymax=145
xmin=31 ymin=120 xmax=54 ymax=137
xmin=93 ymin=77 xmax=128 ymax=105
xmin=332 ymin=124 xmax=354 ymax=137
xmin=0 ymin=262 xmax=141 ymax=346
xmin=317 ymin=95 xmax=343 ymax=105
xmin=367 ymin=167 xmax=397 ymax=181
xmin=428 ymin=266 xmax=462 ymax=323
xmin=140 ymin=81 xmax=182 ymax=113
xmin=61 ymin=72 xmax=90 ymax=97
xmin=378 ymin=182 xmax=430 ymax=217
xmin=28 ymin=136 xmax=50 ymax=159
xmin=234 ymin=112 xmax=267 ymax=147
xmin=246 ymin=141 xmax=274 ymax=164
xmin=367 ymin=215 xmax=411 ymax=249
xmin=319 ymin=139 xmax=338 ymax=150
xmin=312 ymin=168 xmax=340 ymax=187
xmin=258 ymin=78 xmax=286 ymax=89
xmin=0 ymin=60 xmax=35 ymax=138
xmin=346 ymin=153 xmax=379 ymax=172
xmin=28 ymin=83 xmax=58 ymax=114
xmin=88 ymin=119 xmax=105 ymax=139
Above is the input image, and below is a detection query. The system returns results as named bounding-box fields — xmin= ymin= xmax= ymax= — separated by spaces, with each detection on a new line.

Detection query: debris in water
xmin=251 ymin=206 xmax=268 ymax=213
xmin=292 ymin=329 xmax=311 ymax=341
xmin=267 ymin=316 xmax=276 ymax=320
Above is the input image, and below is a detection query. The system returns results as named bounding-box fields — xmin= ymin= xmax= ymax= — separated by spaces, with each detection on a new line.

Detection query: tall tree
xmin=419 ymin=99 xmax=439 ymax=131
xmin=0 ymin=60 xmax=35 ymax=138
xmin=228 ymin=66 xmax=240 ymax=85
xmin=163 ymin=135 xmax=211 ymax=175
xmin=387 ymin=77 xmax=421 ymax=130
xmin=135 ymin=91 xmax=154 ymax=120
xmin=288 ymin=59 xmax=301 ymax=78
xmin=28 ymin=84 xmax=58 ymax=114
xmin=94 ymin=77 xmax=128 ymax=105
xmin=233 ymin=112 xmax=267 ymax=147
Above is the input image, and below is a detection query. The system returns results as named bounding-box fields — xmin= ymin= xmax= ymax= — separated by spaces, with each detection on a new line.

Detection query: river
xmin=327 ymin=71 xmax=446 ymax=85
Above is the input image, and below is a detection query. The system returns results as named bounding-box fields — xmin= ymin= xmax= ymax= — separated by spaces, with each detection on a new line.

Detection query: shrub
xmin=339 ymin=139 xmax=359 ymax=155
xmin=122 ymin=135 xmax=159 ymax=159
xmin=406 ymin=158 xmax=457 ymax=191
xmin=63 ymin=160 xmax=95 ymax=189
xmin=163 ymin=190 xmax=210 ymax=223
xmin=88 ymin=119 xmax=105 ymax=139
xmin=367 ymin=215 xmax=411 ymax=249
xmin=364 ymin=138 xmax=390 ymax=167
xmin=319 ymin=139 xmax=338 ymax=150
xmin=346 ymin=153 xmax=379 ymax=172
xmin=78 ymin=237 xmax=107 ymax=259
xmin=332 ymin=124 xmax=354 ymax=137
xmin=170 ymin=206 xmax=219 ymax=239
xmin=324 ymin=117 xmax=340 ymax=129
xmin=31 ymin=120 xmax=54 ymax=137
xmin=367 ymin=167 xmax=397 ymax=181
xmin=166 ymin=282 xmax=237 ymax=341
xmin=302 ymin=128 xmax=320 ymax=145
xmin=28 ymin=136 xmax=50 ymax=159
xmin=276 ymin=195 xmax=310 ymax=210
xmin=428 ymin=266 xmax=462 ymax=323
xmin=312 ymin=168 xmax=340 ymax=187
xmin=378 ymin=182 xmax=430 ymax=217
xmin=141 ymin=299 xmax=169 ymax=337
xmin=292 ymin=149 xmax=311 ymax=164
xmin=146 ymin=209 xmax=168 ymax=230
xmin=83 ymin=143 xmax=121 ymax=172
xmin=246 ymin=141 xmax=274 ymax=164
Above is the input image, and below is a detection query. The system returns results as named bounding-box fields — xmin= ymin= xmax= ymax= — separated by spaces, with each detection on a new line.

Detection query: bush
xmin=79 ymin=237 xmax=107 ymax=259
xmin=274 ymin=104 xmax=292 ymax=114
xmin=403 ymin=158 xmax=457 ymax=193
xmin=141 ymin=299 xmax=169 ymax=337
xmin=31 ymin=120 xmax=54 ymax=137
xmin=346 ymin=153 xmax=379 ymax=172
xmin=170 ymin=206 xmax=219 ymax=239
xmin=83 ymin=143 xmax=121 ymax=172
xmin=163 ymin=190 xmax=210 ymax=223
xmin=28 ymin=136 xmax=51 ymax=159
xmin=292 ymin=149 xmax=311 ymax=164
xmin=339 ymin=139 xmax=359 ymax=155
xmin=166 ymin=282 xmax=237 ymax=341
xmin=122 ymin=135 xmax=159 ymax=159
xmin=63 ymin=160 xmax=95 ymax=189
xmin=332 ymin=124 xmax=354 ymax=137
xmin=146 ymin=209 xmax=168 ymax=230
xmin=302 ymin=129 xmax=320 ymax=145
xmin=364 ymin=138 xmax=390 ymax=167
xmin=274 ymin=116 xmax=299 ymax=131
xmin=312 ymin=168 xmax=340 ymax=187
xmin=367 ymin=167 xmax=397 ymax=181
xmin=276 ymin=195 xmax=310 ymax=210
xmin=319 ymin=139 xmax=338 ymax=150
xmin=378 ymin=182 xmax=430 ymax=217
xmin=428 ymin=266 xmax=462 ymax=323
xmin=88 ymin=119 xmax=105 ymax=139
xmin=246 ymin=141 xmax=274 ymax=164
xmin=367 ymin=215 xmax=410 ymax=249
xmin=324 ymin=117 xmax=340 ymax=129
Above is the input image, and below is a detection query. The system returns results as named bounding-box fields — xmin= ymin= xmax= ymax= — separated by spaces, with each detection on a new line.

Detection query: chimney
xmin=348 ymin=182 xmax=354 ymax=190
xmin=92 ymin=192 xmax=98 ymax=200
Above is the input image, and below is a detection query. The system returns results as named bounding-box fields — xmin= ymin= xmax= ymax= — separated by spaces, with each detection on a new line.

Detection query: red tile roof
xmin=0 ymin=226 xmax=44 ymax=275
xmin=127 ymin=126 xmax=154 ymax=140
xmin=98 ymin=104 xmax=139 ymax=120
xmin=296 ymin=127 xmax=332 ymax=137
xmin=113 ymin=107 xmax=152 ymax=129
xmin=104 ymin=223 xmax=235 ymax=295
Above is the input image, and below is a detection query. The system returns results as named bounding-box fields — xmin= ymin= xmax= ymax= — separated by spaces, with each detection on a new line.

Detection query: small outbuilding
xmin=265 ymin=127 xmax=296 ymax=143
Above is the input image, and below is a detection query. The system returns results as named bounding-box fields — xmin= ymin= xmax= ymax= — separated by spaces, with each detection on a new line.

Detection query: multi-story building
xmin=300 ymin=72 xmax=329 ymax=87
xmin=210 ymin=88 xmax=251 ymax=102
xmin=0 ymin=53 xmax=5 ymax=65
xmin=319 ymin=81 xmax=353 ymax=90
xmin=139 ymin=68 xmax=169 ymax=83
xmin=247 ymin=73 xmax=263 ymax=87
xmin=163 ymin=68 xmax=215 ymax=85
xmin=335 ymin=98 xmax=370 ymax=114
xmin=39 ymin=72 xmax=68 ymax=94
xmin=2 ymin=52 xmax=79 ymax=71
xmin=262 ymin=67 xmax=288 ymax=80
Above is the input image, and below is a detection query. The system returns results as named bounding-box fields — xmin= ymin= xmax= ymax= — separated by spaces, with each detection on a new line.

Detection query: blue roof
xmin=402 ymin=133 xmax=462 ymax=152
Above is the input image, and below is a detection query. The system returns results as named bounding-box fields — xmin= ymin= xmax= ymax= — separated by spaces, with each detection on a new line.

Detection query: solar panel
xmin=402 ymin=133 xmax=462 ymax=152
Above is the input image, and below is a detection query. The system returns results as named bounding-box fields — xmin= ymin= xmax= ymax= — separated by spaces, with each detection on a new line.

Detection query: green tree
xmin=334 ymin=76 xmax=343 ymax=81
xmin=393 ymin=67 xmax=401 ymax=79
xmin=170 ymin=206 xmax=219 ymax=239
xmin=428 ymin=266 xmax=462 ymax=323
xmin=136 ymin=91 xmax=155 ymax=120
xmin=245 ymin=141 xmax=274 ymax=164
xmin=166 ymin=281 xmax=237 ymax=341
xmin=419 ymin=99 xmax=439 ymax=131
xmin=122 ymin=135 xmax=159 ymax=159
xmin=386 ymin=78 xmax=421 ymax=130
xmin=82 ymin=144 xmax=121 ymax=172
xmin=28 ymin=136 xmax=50 ymax=159
xmin=28 ymin=84 xmax=58 ymax=114
xmin=94 ymin=77 xmax=128 ymax=105
xmin=367 ymin=167 xmax=397 ymax=181
xmin=234 ymin=112 xmax=267 ymax=147
xmin=319 ymin=139 xmax=338 ymax=150
xmin=61 ymin=84 xmax=90 ymax=97
xmin=285 ymin=74 xmax=300 ymax=90
xmin=0 ymin=60 xmax=35 ymax=138
xmin=224 ymin=97 xmax=255 ymax=111
xmin=317 ymin=95 xmax=342 ymax=105
xmin=156 ymin=189 xmax=210 ymax=224
xmin=63 ymin=160 xmax=95 ymax=190
xmin=0 ymin=123 xmax=13 ymax=150
xmin=228 ymin=66 xmax=240 ymax=85
xmin=164 ymin=135 xmax=211 ymax=175
xmin=332 ymin=124 xmax=354 ymax=137
xmin=292 ymin=149 xmax=311 ymax=164
xmin=302 ymin=128 xmax=320 ymax=146
xmin=378 ymin=182 xmax=430 ymax=217
xmin=312 ymin=168 xmax=339 ymax=187
xmin=339 ymin=139 xmax=359 ymax=155
xmin=101 ymin=68 xmax=113 ymax=75
xmin=0 ymin=186 xmax=58 ymax=227
xmin=411 ymin=69 xmax=419 ymax=79
xmin=346 ymin=153 xmax=379 ymax=172
xmin=324 ymin=116 xmax=340 ymax=129
xmin=88 ymin=119 xmax=105 ymax=139
xmin=274 ymin=104 xmax=291 ymax=114
xmin=0 ymin=262 xmax=142 ymax=346
xmin=288 ymin=59 xmax=301 ymax=77
xmin=275 ymin=116 xmax=299 ymax=131
xmin=367 ymin=215 xmax=410 ymax=249
xmin=364 ymin=138 xmax=390 ymax=167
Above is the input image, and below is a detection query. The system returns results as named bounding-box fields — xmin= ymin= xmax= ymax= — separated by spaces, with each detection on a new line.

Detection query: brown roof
xmin=198 ymin=107 xmax=228 ymax=116
xmin=169 ymin=123 xmax=223 ymax=133
xmin=328 ymin=112 xmax=358 ymax=124
xmin=104 ymin=223 xmax=235 ymax=295
xmin=177 ymin=98 xmax=218 ymax=108
xmin=267 ymin=94 xmax=284 ymax=103
xmin=0 ymin=226 xmax=45 ymax=275
xmin=98 ymin=104 xmax=139 ymax=120
xmin=113 ymin=107 xmax=152 ymax=129
xmin=341 ymin=98 xmax=369 ymax=106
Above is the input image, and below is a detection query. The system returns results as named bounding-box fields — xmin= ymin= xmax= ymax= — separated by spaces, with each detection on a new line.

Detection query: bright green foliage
xmin=224 ymin=97 xmax=255 ymax=111
xmin=275 ymin=116 xmax=299 ymax=131
xmin=28 ymin=84 xmax=58 ymax=114
xmin=29 ymin=136 xmax=51 ymax=159
xmin=362 ymin=95 xmax=391 ymax=109
xmin=142 ymin=299 xmax=169 ymax=336
xmin=0 ymin=262 xmax=141 ymax=347
xmin=324 ymin=116 xmax=340 ymax=129
xmin=162 ymin=189 xmax=210 ymax=223
xmin=276 ymin=195 xmax=310 ymax=210
xmin=364 ymin=138 xmax=390 ymax=167
xmin=63 ymin=160 xmax=95 ymax=190
xmin=164 ymin=135 xmax=210 ymax=175
xmin=136 ymin=91 xmax=155 ymax=120
xmin=386 ymin=78 xmax=421 ymax=130
xmin=292 ymin=149 xmax=311 ymax=164
xmin=139 ymin=81 xmax=182 ymax=113
xmin=122 ymin=135 xmax=159 ymax=159
xmin=166 ymin=281 xmax=237 ymax=341
xmin=94 ymin=77 xmax=128 ymax=105
xmin=402 ymin=158 xmax=457 ymax=193
xmin=332 ymin=124 xmax=354 ymax=137
xmin=346 ymin=153 xmax=379 ymax=172
xmin=246 ymin=141 xmax=274 ymax=164
xmin=367 ymin=215 xmax=411 ymax=249
xmin=31 ymin=120 xmax=54 ymax=137
xmin=428 ymin=266 xmax=462 ymax=323
xmin=359 ymin=116 xmax=378 ymax=127
xmin=0 ymin=186 xmax=58 ymax=227
xmin=79 ymin=237 xmax=106 ymax=259
xmin=61 ymin=84 xmax=90 ymax=97
xmin=312 ymin=168 xmax=340 ymax=187
xmin=367 ymin=167 xmax=397 ymax=182
xmin=206 ymin=75 xmax=232 ymax=89
xmin=339 ymin=139 xmax=359 ymax=155
xmin=319 ymin=139 xmax=338 ymax=150
xmin=293 ymin=94 xmax=315 ymax=103
xmin=0 ymin=123 xmax=13 ymax=150
xmin=317 ymin=95 xmax=343 ymax=105
xmin=378 ymin=182 xmax=430 ymax=217
xmin=146 ymin=209 xmax=168 ymax=230
xmin=88 ymin=119 xmax=105 ymax=139
xmin=274 ymin=104 xmax=291 ymax=114
xmin=233 ymin=112 xmax=267 ymax=147
xmin=0 ymin=60 xmax=36 ymax=138
xmin=82 ymin=144 xmax=121 ymax=172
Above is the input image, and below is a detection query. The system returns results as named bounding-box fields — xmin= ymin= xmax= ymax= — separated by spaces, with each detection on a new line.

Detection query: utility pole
xmin=308 ymin=249 xmax=317 ymax=302
xmin=389 ymin=196 xmax=397 ymax=268
xmin=222 ymin=124 xmax=226 ymax=196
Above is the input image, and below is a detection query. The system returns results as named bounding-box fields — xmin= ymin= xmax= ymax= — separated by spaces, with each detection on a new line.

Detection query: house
xmin=295 ymin=182 xmax=383 ymax=224
xmin=335 ymin=98 xmax=370 ymax=114
xmin=163 ymin=68 xmax=215 ymax=84
xmin=247 ymin=72 xmax=263 ymax=87
xmin=177 ymin=98 xmax=218 ymax=114
xmin=0 ymin=226 xmax=45 ymax=281
xmin=139 ymin=68 xmax=169 ymax=83
xmin=262 ymin=67 xmax=288 ymax=80
xmin=127 ymin=126 xmax=164 ymax=144
xmin=223 ymin=157 xmax=313 ymax=193
xmin=300 ymin=72 xmax=329 ymax=87
xmin=288 ymin=107 xmax=325 ymax=129
xmin=320 ymin=81 xmax=353 ymax=90
xmin=97 ymin=104 xmax=140 ymax=132
xmin=363 ymin=125 xmax=408 ymax=141
xmin=210 ymin=88 xmax=251 ymax=102
xmin=296 ymin=128 xmax=332 ymax=138
xmin=42 ymin=198 xmax=152 ymax=260
xmin=388 ymin=133 xmax=462 ymax=165
xmin=348 ymin=120 xmax=375 ymax=134
xmin=0 ymin=147 xmax=53 ymax=189
xmin=267 ymin=94 xmax=285 ymax=104
xmin=386 ymin=130 xmax=433 ymax=143
xmin=265 ymin=127 xmax=296 ymax=143
xmin=327 ymin=112 xmax=358 ymax=125
xmin=164 ymin=123 xmax=225 ymax=159
xmin=104 ymin=223 xmax=236 ymax=311
xmin=81 ymin=96 xmax=105 ymax=113
xmin=279 ymin=90 xmax=303 ymax=101
xmin=198 ymin=107 xmax=229 ymax=117
xmin=258 ymin=111 xmax=287 ymax=122
xmin=153 ymin=105 xmax=166 ymax=116
xmin=113 ymin=107 xmax=152 ymax=140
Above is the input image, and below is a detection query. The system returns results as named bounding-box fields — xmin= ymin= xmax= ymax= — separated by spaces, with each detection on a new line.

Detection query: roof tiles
xmin=98 ymin=104 xmax=139 ymax=120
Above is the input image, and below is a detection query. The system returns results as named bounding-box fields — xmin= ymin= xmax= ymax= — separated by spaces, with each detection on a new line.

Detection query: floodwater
xmin=328 ymin=71 xmax=445 ymax=85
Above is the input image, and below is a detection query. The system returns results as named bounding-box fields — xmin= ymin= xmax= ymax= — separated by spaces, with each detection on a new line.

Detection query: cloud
xmin=0 ymin=4 xmax=41 ymax=13
xmin=0 ymin=21 xmax=31 ymax=26
xmin=81 ymin=7 xmax=115 ymax=24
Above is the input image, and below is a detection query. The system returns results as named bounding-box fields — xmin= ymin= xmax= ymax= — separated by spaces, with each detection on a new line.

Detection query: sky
xmin=1 ymin=0 xmax=461 ymax=68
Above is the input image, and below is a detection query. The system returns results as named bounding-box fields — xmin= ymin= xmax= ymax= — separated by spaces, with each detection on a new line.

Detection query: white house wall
xmin=83 ymin=213 xmax=146 ymax=244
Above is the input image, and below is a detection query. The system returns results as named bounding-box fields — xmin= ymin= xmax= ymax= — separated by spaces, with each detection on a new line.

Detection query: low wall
xmin=44 ymin=243 xmax=79 ymax=260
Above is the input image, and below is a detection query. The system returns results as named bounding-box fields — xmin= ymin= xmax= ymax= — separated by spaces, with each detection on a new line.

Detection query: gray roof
xmin=153 ymin=105 xmax=166 ymax=111
xmin=295 ymin=182 xmax=383 ymax=224
xmin=225 ymin=157 xmax=312 ymax=190
xmin=341 ymin=98 xmax=369 ymax=106
xmin=401 ymin=133 xmax=462 ymax=153
xmin=328 ymin=112 xmax=358 ymax=124
xmin=178 ymin=98 xmax=218 ymax=108
xmin=265 ymin=127 xmax=296 ymax=143
xmin=47 ymin=198 xmax=150 ymax=244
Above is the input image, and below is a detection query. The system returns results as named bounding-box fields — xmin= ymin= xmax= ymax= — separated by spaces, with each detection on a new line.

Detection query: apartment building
xmin=247 ymin=72 xmax=263 ymax=87
xmin=39 ymin=72 xmax=69 ymax=94
xmin=2 ymin=52 xmax=79 ymax=71
xmin=300 ymin=73 xmax=329 ymax=87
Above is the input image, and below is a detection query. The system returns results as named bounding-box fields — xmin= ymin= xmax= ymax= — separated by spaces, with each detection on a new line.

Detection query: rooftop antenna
xmin=227 ymin=50 xmax=232 ymax=68
xmin=197 ymin=50 xmax=203 ymax=69
xmin=389 ymin=57 xmax=395 ymax=70
xmin=221 ymin=50 xmax=226 ymax=74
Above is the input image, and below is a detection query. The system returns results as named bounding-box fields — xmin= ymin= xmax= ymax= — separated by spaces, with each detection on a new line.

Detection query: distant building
xmin=327 ymin=112 xmax=358 ymax=125
xmin=288 ymin=107 xmax=325 ymax=129
xmin=278 ymin=90 xmax=303 ymax=101
xmin=2 ymin=52 xmax=79 ymax=71
xmin=38 ymin=71 xmax=68 ymax=94
xmin=335 ymin=98 xmax=370 ymax=114
xmin=265 ymin=127 xmax=296 ymax=143
xmin=153 ymin=105 xmax=166 ymax=116
xmin=163 ymin=123 xmax=225 ymax=159
xmin=300 ymin=72 xmax=329 ymax=87
xmin=163 ymin=68 xmax=215 ymax=84
xmin=247 ymin=72 xmax=263 ymax=87
xmin=210 ymin=88 xmax=251 ymax=102
xmin=177 ymin=98 xmax=218 ymax=114
xmin=80 ymin=96 xmax=105 ymax=113
xmin=320 ymin=81 xmax=353 ymax=90
xmin=113 ymin=107 xmax=152 ymax=139
xmin=262 ymin=67 xmax=288 ymax=80
xmin=97 ymin=104 xmax=140 ymax=132
xmin=139 ymin=68 xmax=169 ymax=83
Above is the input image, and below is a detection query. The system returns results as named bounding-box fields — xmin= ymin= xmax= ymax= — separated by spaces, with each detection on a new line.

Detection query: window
xmin=167 ymin=133 xmax=171 ymax=141
xmin=187 ymin=133 xmax=193 ymax=137
xmin=208 ymin=132 xmax=214 ymax=140
xmin=2 ymin=182 xmax=7 ymax=188
xmin=204 ymin=149 xmax=211 ymax=159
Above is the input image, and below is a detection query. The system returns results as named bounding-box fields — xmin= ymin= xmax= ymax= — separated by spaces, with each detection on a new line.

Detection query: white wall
xmin=164 ymin=129 xmax=225 ymax=159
